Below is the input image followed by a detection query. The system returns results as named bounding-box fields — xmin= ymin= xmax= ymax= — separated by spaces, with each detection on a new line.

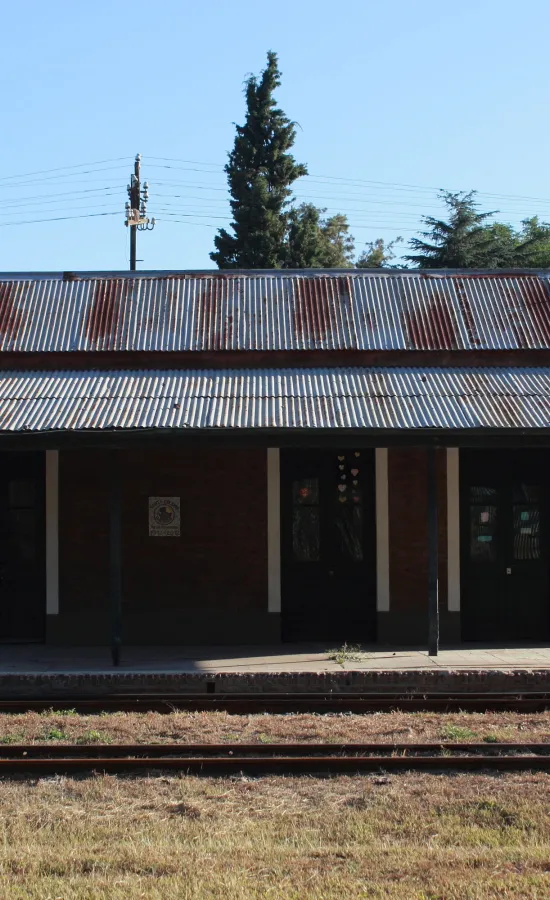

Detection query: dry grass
xmin=0 ymin=770 xmax=550 ymax=898
xmin=0 ymin=708 xmax=549 ymax=745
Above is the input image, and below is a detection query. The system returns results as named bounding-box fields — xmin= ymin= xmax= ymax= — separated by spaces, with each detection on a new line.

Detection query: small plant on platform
xmin=326 ymin=643 xmax=366 ymax=666
xmin=483 ymin=734 xmax=499 ymax=743
xmin=441 ymin=724 xmax=476 ymax=740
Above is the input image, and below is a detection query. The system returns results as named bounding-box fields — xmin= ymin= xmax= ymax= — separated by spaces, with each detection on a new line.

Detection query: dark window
xmin=470 ymin=488 xmax=498 ymax=563
xmin=292 ymin=479 xmax=320 ymax=562
xmin=334 ymin=452 xmax=363 ymax=561
xmin=8 ymin=480 xmax=35 ymax=509
xmin=513 ymin=485 xmax=541 ymax=560
xmin=7 ymin=509 xmax=36 ymax=563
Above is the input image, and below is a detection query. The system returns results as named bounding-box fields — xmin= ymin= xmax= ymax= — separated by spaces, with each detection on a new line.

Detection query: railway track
xmin=1 ymin=742 xmax=550 ymax=774
xmin=1 ymin=691 xmax=550 ymax=713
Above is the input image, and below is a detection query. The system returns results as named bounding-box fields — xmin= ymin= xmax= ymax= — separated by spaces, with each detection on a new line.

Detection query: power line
xmin=0 ymin=211 xmax=120 ymax=228
xmin=141 ymin=154 xmax=550 ymax=207
xmin=0 ymin=157 xmax=133 ymax=184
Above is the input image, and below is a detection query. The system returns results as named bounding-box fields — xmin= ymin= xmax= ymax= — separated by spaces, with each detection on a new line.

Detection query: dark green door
xmin=281 ymin=449 xmax=376 ymax=642
xmin=0 ymin=453 xmax=45 ymax=642
xmin=461 ymin=451 xmax=549 ymax=642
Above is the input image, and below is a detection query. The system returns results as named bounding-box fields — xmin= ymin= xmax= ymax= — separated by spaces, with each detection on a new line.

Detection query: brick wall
xmin=59 ymin=447 xmax=268 ymax=620
xmin=388 ymin=447 xmax=448 ymax=614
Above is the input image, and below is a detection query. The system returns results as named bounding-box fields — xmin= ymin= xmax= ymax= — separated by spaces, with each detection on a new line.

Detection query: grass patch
xmin=440 ymin=724 xmax=477 ymax=740
xmin=76 ymin=730 xmax=112 ymax=744
xmin=0 ymin=772 xmax=548 ymax=897
xmin=39 ymin=707 xmax=77 ymax=717
xmin=42 ymin=728 xmax=67 ymax=741
xmin=0 ymin=734 xmax=23 ymax=744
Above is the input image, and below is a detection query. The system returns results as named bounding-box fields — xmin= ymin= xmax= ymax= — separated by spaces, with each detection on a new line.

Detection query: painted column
xmin=45 ymin=450 xmax=59 ymax=616
xmin=427 ymin=445 xmax=439 ymax=656
xmin=447 ymin=447 xmax=461 ymax=611
xmin=109 ymin=451 xmax=122 ymax=666
xmin=267 ymin=448 xmax=281 ymax=613
xmin=375 ymin=448 xmax=390 ymax=611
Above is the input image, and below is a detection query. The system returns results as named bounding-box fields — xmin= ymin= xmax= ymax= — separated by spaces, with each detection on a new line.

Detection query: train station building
xmin=0 ymin=269 xmax=549 ymax=659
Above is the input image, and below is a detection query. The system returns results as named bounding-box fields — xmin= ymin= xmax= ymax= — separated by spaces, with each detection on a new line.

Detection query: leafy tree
xmin=356 ymin=237 xmax=403 ymax=268
xmin=286 ymin=204 xmax=355 ymax=267
xmin=320 ymin=213 xmax=355 ymax=267
xmin=472 ymin=218 xmax=550 ymax=268
xmin=405 ymin=191 xmax=498 ymax=268
xmin=211 ymin=52 xmax=307 ymax=268
xmin=513 ymin=217 xmax=550 ymax=267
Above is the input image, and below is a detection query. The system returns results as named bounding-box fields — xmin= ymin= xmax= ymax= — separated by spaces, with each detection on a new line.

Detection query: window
xmin=469 ymin=486 xmax=498 ymax=563
xmin=334 ymin=451 xmax=363 ymax=562
xmin=292 ymin=478 xmax=320 ymax=562
xmin=513 ymin=485 xmax=541 ymax=561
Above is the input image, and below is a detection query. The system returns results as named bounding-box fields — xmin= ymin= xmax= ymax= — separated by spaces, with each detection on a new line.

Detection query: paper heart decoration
xmin=354 ymin=452 xmax=360 ymax=457
xmin=353 ymin=480 xmax=358 ymax=486
xmin=299 ymin=488 xmax=309 ymax=498
xmin=338 ymin=464 xmax=345 ymax=471
xmin=340 ymin=474 xmax=346 ymax=480
xmin=338 ymin=484 xmax=347 ymax=492
xmin=351 ymin=468 xmax=359 ymax=476
xmin=337 ymin=455 xmax=345 ymax=461
xmin=339 ymin=495 xmax=347 ymax=503
xmin=353 ymin=496 xmax=360 ymax=503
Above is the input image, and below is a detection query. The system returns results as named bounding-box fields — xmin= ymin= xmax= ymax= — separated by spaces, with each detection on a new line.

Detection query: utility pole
xmin=125 ymin=154 xmax=155 ymax=271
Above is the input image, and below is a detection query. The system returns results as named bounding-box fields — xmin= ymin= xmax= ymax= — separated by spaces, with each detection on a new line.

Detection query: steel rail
xmin=1 ymin=742 xmax=550 ymax=774
xmin=1 ymin=692 xmax=550 ymax=713
xmin=1 ymin=742 xmax=550 ymax=758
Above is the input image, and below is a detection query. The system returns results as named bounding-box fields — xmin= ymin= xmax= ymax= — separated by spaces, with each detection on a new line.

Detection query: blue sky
xmin=1 ymin=0 xmax=548 ymax=272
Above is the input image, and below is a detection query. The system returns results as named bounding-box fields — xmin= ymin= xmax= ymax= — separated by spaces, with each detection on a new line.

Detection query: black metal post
xmin=109 ymin=450 xmax=122 ymax=666
xmin=427 ymin=445 xmax=439 ymax=656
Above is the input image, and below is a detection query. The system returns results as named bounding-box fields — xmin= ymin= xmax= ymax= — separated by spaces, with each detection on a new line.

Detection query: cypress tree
xmin=211 ymin=52 xmax=307 ymax=269
xmin=405 ymin=191 xmax=497 ymax=268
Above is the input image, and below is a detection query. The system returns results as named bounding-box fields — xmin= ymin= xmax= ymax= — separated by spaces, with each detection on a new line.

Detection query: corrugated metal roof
xmin=0 ymin=270 xmax=550 ymax=352
xmin=1 ymin=367 xmax=550 ymax=432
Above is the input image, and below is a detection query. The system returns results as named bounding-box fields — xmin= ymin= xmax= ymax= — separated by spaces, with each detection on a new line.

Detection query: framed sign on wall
xmin=148 ymin=497 xmax=181 ymax=537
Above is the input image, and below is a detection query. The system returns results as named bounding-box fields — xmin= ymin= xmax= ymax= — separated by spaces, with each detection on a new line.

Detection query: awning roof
xmin=0 ymin=367 xmax=550 ymax=433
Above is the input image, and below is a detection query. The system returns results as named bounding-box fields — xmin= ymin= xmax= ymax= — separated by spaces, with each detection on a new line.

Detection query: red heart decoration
xmin=338 ymin=484 xmax=346 ymax=492
xmin=299 ymin=488 xmax=309 ymax=498
xmin=351 ymin=468 xmax=359 ymax=476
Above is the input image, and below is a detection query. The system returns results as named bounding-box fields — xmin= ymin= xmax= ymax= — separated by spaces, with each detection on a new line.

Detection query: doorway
xmin=280 ymin=449 xmax=376 ymax=642
xmin=0 ymin=452 xmax=45 ymax=642
xmin=461 ymin=450 xmax=549 ymax=641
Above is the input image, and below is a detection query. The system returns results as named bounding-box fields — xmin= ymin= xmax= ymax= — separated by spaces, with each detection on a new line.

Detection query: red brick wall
xmin=59 ymin=448 xmax=268 ymax=617
xmin=59 ymin=450 xmax=110 ymax=615
xmin=388 ymin=447 xmax=448 ymax=613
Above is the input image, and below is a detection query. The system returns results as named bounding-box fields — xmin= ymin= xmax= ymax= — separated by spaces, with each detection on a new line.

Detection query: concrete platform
xmin=0 ymin=644 xmax=549 ymax=697
xmin=2 ymin=643 xmax=550 ymax=674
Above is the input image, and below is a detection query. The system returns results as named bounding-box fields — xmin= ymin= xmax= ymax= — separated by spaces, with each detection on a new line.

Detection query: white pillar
xmin=447 ymin=447 xmax=461 ymax=611
xmin=267 ymin=448 xmax=281 ymax=613
xmin=45 ymin=450 xmax=59 ymax=615
xmin=375 ymin=448 xmax=390 ymax=611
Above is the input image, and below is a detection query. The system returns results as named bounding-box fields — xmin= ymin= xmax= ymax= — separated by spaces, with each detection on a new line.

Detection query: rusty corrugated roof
xmin=0 ymin=270 xmax=550 ymax=352
xmin=0 ymin=367 xmax=549 ymax=431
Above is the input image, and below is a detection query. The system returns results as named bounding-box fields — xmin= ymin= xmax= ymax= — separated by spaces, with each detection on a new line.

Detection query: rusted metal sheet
xmin=0 ymin=271 xmax=550 ymax=352
xmin=0 ymin=367 xmax=549 ymax=432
